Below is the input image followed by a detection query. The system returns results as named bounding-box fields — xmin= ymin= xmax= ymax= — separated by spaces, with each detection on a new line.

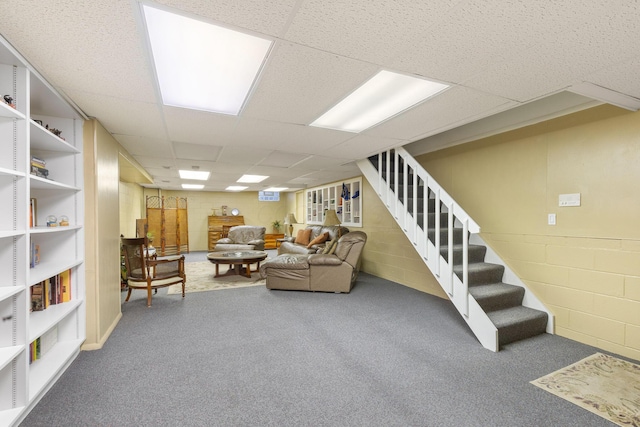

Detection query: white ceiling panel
xmin=115 ymin=135 xmax=174 ymax=158
xmin=172 ymin=142 xmax=221 ymax=161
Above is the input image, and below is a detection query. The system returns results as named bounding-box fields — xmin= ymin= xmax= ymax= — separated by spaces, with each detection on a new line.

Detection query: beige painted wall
xmin=119 ymin=182 xmax=144 ymax=238
xmin=416 ymin=105 xmax=640 ymax=361
xmin=358 ymin=178 xmax=447 ymax=298
xmin=138 ymin=189 xmax=289 ymax=251
xmin=83 ymin=119 xmax=122 ymax=350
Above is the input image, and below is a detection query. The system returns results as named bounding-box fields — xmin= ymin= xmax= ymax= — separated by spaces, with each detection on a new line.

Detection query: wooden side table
xmin=264 ymin=233 xmax=284 ymax=249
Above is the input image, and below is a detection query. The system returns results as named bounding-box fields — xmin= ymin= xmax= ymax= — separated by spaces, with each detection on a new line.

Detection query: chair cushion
xmin=307 ymin=231 xmax=329 ymax=248
xmin=295 ymin=228 xmax=312 ymax=246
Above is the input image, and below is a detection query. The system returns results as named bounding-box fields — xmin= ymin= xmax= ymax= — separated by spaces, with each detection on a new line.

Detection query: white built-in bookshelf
xmin=0 ymin=36 xmax=85 ymax=427
xmin=306 ymin=177 xmax=362 ymax=227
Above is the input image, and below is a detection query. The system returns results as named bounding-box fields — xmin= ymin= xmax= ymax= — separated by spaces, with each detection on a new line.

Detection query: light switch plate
xmin=548 ymin=213 xmax=556 ymax=225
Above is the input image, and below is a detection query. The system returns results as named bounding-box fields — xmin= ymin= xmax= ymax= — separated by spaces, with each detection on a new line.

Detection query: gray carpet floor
xmin=20 ymin=256 xmax=614 ymax=426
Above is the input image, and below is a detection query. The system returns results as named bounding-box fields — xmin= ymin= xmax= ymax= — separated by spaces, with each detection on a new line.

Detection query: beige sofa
xmin=278 ymin=225 xmax=349 ymax=255
xmin=260 ymin=231 xmax=367 ymax=293
xmin=214 ymin=225 xmax=266 ymax=251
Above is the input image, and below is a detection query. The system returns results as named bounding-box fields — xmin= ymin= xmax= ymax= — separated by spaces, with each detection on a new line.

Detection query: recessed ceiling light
xmin=142 ymin=4 xmax=272 ymax=115
xmin=237 ymin=174 xmax=268 ymax=183
xmin=264 ymin=187 xmax=288 ymax=192
xmin=182 ymin=184 xmax=204 ymax=189
xmin=310 ymin=70 xmax=449 ymax=133
xmin=178 ymin=170 xmax=210 ymax=180
xmin=226 ymin=186 xmax=248 ymax=191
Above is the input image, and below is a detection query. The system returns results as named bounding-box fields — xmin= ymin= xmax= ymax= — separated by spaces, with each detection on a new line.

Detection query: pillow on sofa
xmin=307 ymin=231 xmax=329 ymax=248
xmin=295 ymin=228 xmax=312 ymax=246
xmin=322 ymin=238 xmax=337 ymax=254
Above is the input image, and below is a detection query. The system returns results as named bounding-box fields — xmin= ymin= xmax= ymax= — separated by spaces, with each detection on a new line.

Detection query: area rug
xmin=167 ymin=261 xmax=265 ymax=294
xmin=531 ymin=353 xmax=640 ymax=426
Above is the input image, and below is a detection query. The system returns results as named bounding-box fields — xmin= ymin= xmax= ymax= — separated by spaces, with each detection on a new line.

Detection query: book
xmin=30 ymin=165 xmax=49 ymax=177
xmin=30 ymin=198 xmax=37 ymax=227
xmin=60 ymin=269 xmax=71 ymax=302
xmin=30 ymin=155 xmax=46 ymax=168
xmin=30 ymin=283 xmax=44 ymax=311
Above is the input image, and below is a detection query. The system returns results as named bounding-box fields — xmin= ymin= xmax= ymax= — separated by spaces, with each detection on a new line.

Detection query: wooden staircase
xmin=357 ymin=148 xmax=553 ymax=351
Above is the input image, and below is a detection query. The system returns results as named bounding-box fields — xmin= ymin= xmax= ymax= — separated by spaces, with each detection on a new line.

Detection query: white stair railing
xmin=358 ymin=147 xmax=499 ymax=351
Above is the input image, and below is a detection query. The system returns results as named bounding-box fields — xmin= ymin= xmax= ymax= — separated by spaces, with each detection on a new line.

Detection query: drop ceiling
xmin=1 ymin=1 xmax=639 ymax=191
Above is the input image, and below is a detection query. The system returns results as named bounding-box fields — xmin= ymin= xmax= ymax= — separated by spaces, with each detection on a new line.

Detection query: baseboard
xmin=81 ymin=312 xmax=123 ymax=351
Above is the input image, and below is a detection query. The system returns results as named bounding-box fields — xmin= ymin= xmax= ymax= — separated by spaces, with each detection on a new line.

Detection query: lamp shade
xmin=322 ymin=209 xmax=341 ymax=226
xmin=283 ymin=213 xmax=298 ymax=225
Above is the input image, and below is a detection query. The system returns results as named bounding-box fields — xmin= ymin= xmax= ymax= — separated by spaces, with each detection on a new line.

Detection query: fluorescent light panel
xmin=237 ymin=174 xmax=268 ymax=183
xmin=311 ymin=70 xmax=449 ymax=133
xmin=178 ymin=170 xmax=210 ymax=180
xmin=182 ymin=184 xmax=204 ymax=189
xmin=264 ymin=187 xmax=288 ymax=192
xmin=142 ymin=4 xmax=272 ymax=115
xmin=226 ymin=186 xmax=248 ymax=191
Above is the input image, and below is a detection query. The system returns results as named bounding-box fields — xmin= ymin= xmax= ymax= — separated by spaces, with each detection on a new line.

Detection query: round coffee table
xmin=206 ymin=251 xmax=268 ymax=278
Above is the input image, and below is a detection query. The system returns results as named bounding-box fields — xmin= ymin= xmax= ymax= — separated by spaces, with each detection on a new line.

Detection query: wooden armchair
xmin=121 ymin=237 xmax=186 ymax=307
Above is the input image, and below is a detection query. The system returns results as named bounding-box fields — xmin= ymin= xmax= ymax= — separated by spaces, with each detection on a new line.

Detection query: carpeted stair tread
xmin=427 ymin=227 xmax=465 ymax=245
xmin=440 ymin=244 xmax=486 ymax=264
xmin=469 ymin=282 xmax=525 ymax=312
xmin=453 ymin=262 xmax=504 ymax=285
xmin=487 ymin=306 xmax=549 ymax=346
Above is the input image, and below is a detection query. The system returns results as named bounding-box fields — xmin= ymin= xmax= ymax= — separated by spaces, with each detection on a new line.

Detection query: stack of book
xmin=29 ymin=326 xmax=58 ymax=364
xmin=30 ymin=269 xmax=72 ymax=311
xmin=30 ymin=155 xmax=48 ymax=178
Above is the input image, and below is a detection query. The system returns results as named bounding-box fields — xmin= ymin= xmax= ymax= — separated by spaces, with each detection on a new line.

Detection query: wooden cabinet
xmin=0 ymin=35 xmax=85 ymax=426
xmin=264 ymin=233 xmax=284 ymax=249
xmin=207 ymin=215 xmax=244 ymax=250
xmin=306 ymin=177 xmax=362 ymax=227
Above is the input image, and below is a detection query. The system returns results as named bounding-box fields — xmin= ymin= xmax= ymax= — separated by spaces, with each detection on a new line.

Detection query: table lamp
xmin=283 ymin=213 xmax=298 ymax=237
xmin=322 ymin=209 xmax=342 ymax=237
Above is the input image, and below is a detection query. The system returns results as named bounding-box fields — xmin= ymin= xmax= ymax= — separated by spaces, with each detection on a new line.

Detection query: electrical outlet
xmin=548 ymin=213 xmax=556 ymax=225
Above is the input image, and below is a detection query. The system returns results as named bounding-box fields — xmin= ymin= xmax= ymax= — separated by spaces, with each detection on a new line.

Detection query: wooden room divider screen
xmin=146 ymin=196 xmax=189 ymax=255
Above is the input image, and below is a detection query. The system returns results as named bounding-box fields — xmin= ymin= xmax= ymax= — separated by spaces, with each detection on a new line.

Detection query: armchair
xmin=259 ymin=231 xmax=367 ymax=293
xmin=121 ymin=237 xmax=186 ymax=307
xmin=214 ymin=225 xmax=266 ymax=251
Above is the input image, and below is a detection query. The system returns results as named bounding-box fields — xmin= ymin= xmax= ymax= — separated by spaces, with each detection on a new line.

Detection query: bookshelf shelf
xmin=28 ymin=339 xmax=83 ymax=401
xmin=30 ymin=225 xmax=82 ymax=234
xmin=0 ymin=346 xmax=24 ymax=372
xmin=0 ymin=35 xmax=85 ymax=427
xmin=0 ymin=286 xmax=22 ymax=302
xmin=0 ymin=102 xmax=24 ymax=120
xmin=29 ymin=259 xmax=83 ymax=287
xmin=0 ymin=230 xmax=25 ymax=239
xmin=29 ymin=300 xmax=82 ymax=342
xmin=29 ymin=175 xmax=80 ymax=191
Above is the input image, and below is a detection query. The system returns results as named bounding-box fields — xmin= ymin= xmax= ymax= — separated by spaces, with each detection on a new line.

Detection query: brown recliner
xmin=259 ymin=231 xmax=367 ymax=293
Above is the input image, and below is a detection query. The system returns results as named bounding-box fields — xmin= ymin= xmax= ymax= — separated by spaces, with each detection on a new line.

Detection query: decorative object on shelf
xmin=59 ymin=215 xmax=69 ymax=226
xmin=221 ymin=205 xmax=227 ymax=216
xmin=46 ymin=215 xmax=58 ymax=227
xmin=322 ymin=209 xmax=343 ymax=237
xmin=271 ymin=219 xmax=281 ymax=233
xmin=3 ymin=94 xmax=15 ymax=108
xmin=34 ymin=119 xmax=43 ymax=126
xmin=283 ymin=213 xmax=298 ymax=237
xmin=231 ymin=208 xmax=240 ymax=216
xmin=341 ymin=183 xmax=350 ymax=200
